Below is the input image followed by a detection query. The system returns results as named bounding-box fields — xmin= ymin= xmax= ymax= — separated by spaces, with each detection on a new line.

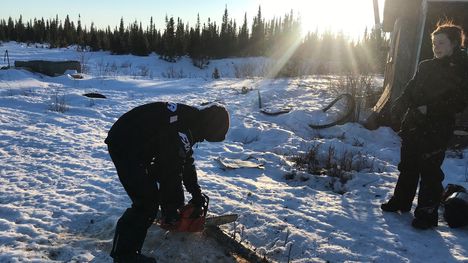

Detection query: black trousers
xmin=392 ymin=136 xmax=446 ymax=218
xmin=108 ymin=145 xmax=159 ymax=257
xmin=108 ymin=145 xmax=185 ymax=257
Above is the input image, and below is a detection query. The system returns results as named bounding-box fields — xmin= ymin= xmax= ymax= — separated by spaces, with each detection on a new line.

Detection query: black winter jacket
xmin=393 ymin=49 xmax=468 ymax=144
xmin=105 ymin=102 xmax=204 ymax=196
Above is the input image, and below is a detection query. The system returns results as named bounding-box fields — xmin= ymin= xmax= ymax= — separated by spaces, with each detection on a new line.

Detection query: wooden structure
xmin=14 ymin=60 xmax=81 ymax=76
xmin=366 ymin=0 xmax=468 ymax=130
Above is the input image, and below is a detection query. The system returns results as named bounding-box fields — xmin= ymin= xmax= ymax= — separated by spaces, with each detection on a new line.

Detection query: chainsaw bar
xmin=205 ymin=214 xmax=238 ymax=226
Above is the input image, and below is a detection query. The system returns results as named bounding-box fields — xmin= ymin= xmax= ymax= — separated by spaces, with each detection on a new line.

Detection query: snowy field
xmin=0 ymin=42 xmax=467 ymax=263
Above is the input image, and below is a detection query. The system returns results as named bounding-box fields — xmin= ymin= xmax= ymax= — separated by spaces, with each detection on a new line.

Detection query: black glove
xmin=189 ymin=192 xmax=206 ymax=207
xmin=188 ymin=193 xmax=207 ymax=219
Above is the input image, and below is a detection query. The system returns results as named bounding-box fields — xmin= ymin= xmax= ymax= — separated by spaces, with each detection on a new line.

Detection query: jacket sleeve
xmin=390 ymin=67 xmax=420 ymax=117
xmin=400 ymin=61 xmax=435 ymax=108
xmin=156 ymin=130 xmax=186 ymax=208
xmin=392 ymin=61 xmax=432 ymax=116
xmin=428 ymin=77 xmax=468 ymax=114
xmin=182 ymin=155 xmax=201 ymax=197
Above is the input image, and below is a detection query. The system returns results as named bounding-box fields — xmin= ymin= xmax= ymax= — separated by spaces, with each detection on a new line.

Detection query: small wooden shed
xmin=367 ymin=0 xmax=468 ymax=131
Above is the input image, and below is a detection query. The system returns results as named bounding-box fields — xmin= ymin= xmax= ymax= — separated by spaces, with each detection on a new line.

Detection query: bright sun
xmin=256 ymin=0 xmax=383 ymax=39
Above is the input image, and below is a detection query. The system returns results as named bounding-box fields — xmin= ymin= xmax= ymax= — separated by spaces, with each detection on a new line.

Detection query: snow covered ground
xmin=0 ymin=42 xmax=467 ymax=262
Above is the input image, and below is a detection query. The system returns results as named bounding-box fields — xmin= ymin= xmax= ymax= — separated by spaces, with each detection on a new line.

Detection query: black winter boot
xmin=411 ymin=217 xmax=438 ymax=229
xmin=412 ymin=206 xmax=438 ymax=230
xmin=110 ymin=208 xmax=152 ymax=259
xmin=381 ymin=197 xmax=412 ymax=213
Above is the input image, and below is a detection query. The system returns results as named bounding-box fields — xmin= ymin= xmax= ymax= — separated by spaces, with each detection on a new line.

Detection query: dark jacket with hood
xmin=105 ymin=102 xmax=204 ymax=197
xmin=392 ymin=49 xmax=468 ymax=148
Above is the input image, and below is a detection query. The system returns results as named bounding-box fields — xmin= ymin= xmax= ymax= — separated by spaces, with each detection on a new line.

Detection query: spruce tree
xmin=15 ymin=15 xmax=25 ymax=42
xmin=251 ymin=6 xmax=265 ymax=56
xmin=0 ymin=20 xmax=6 ymax=41
xmin=161 ymin=16 xmax=176 ymax=61
xmin=89 ymin=23 xmax=100 ymax=51
xmin=110 ymin=28 xmax=120 ymax=54
xmin=188 ymin=14 xmax=209 ymax=68
xmin=110 ymin=17 xmax=128 ymax=54
xmin=7 ymin=17 xmax=15 ymax=41
xmin=220 ymin=6 xmax=229 ymax=55
xmin=130 ymin=21 xmax=149 ymax=56
xmin=24 ymin=20 xmax=33 ymax=44
xmin=174 ymin=18 xmax=185 ymax=57
xmin=238 ymin=13 xmax=249 ymax=56
xmin=148 ymin=16 xmax=158 ymax=52
xmin=77 ymin=15 xmax=84 ymax=48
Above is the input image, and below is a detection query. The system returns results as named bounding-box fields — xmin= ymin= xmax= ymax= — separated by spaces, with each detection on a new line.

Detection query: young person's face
xmin=432 ymin=33 xmax=456 ymax=58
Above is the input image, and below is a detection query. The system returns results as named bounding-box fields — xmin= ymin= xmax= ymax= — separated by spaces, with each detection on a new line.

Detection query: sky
xmin=0 ymin=0 xmax=385 ymax=39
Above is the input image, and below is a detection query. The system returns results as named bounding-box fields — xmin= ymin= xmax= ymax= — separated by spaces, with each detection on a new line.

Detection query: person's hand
xmin=188 ymin=193 xmax=207 ymax=218
xmin=189 ymin=192 xmax=206 ymax=207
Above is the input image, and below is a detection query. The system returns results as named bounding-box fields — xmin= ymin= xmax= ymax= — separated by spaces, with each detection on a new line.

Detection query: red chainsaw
xmin=158 ymin=194 xmax=238 ymax=232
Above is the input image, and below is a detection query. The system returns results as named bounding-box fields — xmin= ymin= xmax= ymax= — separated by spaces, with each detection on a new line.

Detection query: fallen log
xmin=204 ymin=226 xmax=269 ymax=263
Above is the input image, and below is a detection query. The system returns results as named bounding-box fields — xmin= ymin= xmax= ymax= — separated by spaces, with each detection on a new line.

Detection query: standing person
xmin=105 ymin=102 xmax=229 ymax=262
xmin=381 ymin=22 xmax=468 ymax=229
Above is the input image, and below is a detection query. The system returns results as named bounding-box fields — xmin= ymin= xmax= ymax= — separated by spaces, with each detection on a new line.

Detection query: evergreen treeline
xmin=0 ymin=7 xmax=387 ymax=74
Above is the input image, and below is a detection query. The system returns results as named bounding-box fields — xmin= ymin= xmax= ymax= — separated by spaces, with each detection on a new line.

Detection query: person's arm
xmin=156 ymin=130 xmax=185 ymax=213
xmin=397 ymin=61 xmax=433 ymax=107
xmin=182 ymin=154 xmax=204 ymax=205
xmin=391 ymin=61 xmax=438 ymax=123
xmin=390 ymin=70 xmax=418 ymax=123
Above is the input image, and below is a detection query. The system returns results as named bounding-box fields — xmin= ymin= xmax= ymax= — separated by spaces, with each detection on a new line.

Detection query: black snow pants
xmin=108 ymin=145 xmax=160 ymax=258
xmin=392 ymin=136 xmax=447 ymax=220
xmin=108 ymin=144 xmax=186 ymax=257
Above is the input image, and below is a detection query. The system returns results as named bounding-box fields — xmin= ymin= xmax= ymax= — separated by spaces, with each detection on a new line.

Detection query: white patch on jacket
xmin=167 ymin=102 xmax=177 ymax=112
xmin=178 ymin=132 xmax=191 ymax=153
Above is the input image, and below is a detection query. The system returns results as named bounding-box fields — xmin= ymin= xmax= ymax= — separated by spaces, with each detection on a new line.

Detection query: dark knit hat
xmin=200 ymin=104 xmax=229 ymax=142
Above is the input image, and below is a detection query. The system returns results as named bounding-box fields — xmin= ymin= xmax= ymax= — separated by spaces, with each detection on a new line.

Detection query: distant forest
xmin=0 ymin=7 xmax=387 ymax=75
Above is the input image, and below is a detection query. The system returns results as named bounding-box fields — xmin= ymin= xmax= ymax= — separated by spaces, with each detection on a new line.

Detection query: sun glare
xmin=257 ymin=0 xmax=383 ymax=39
xmin=252 ymin=0 xmax=384 ymax=77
